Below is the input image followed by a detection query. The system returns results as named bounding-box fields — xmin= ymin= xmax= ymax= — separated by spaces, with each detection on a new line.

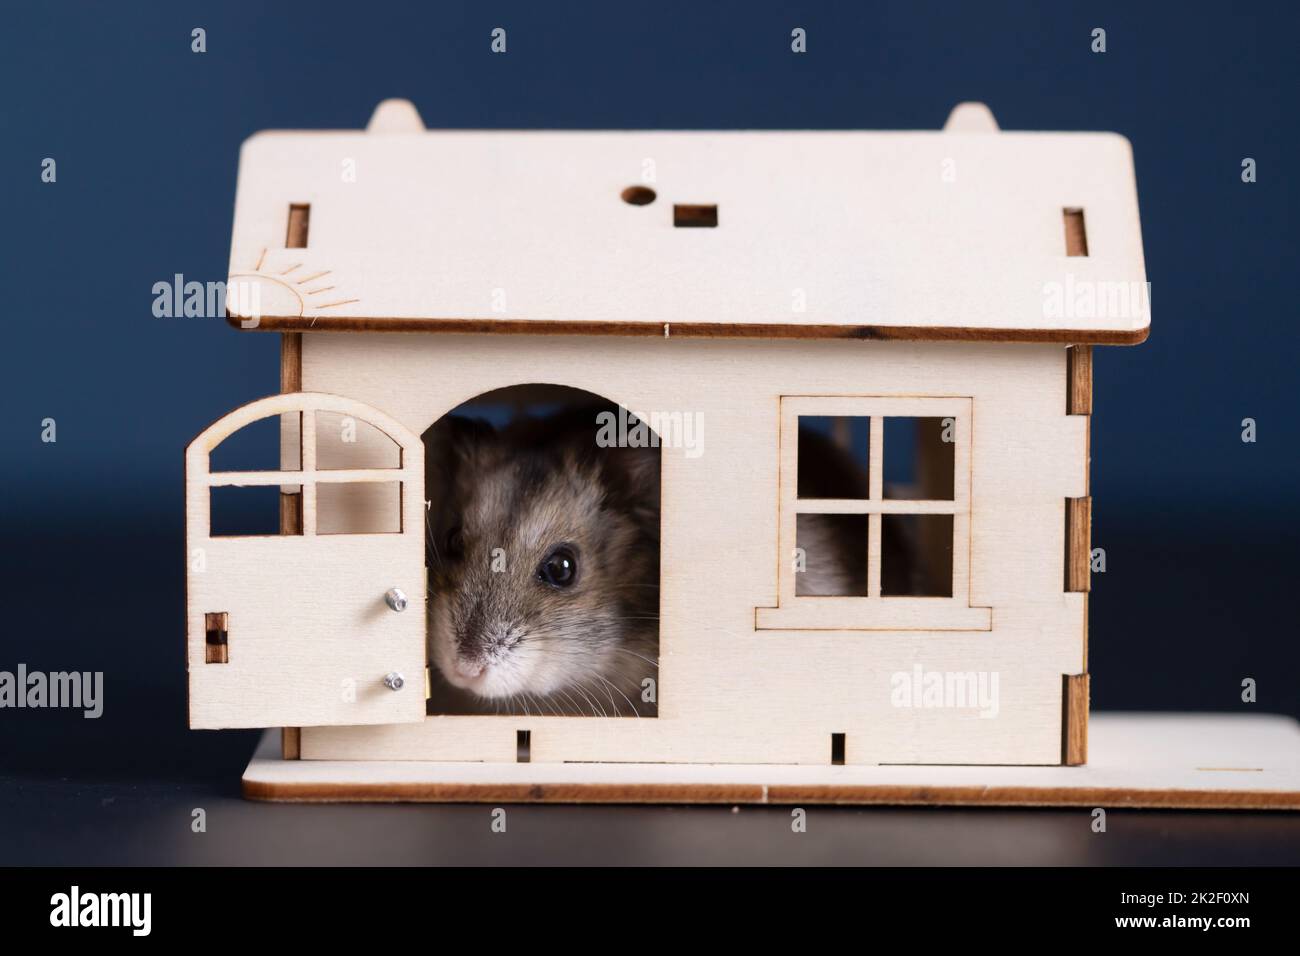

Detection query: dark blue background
xmin=1 ymin=1 xmax=1296 ymax=780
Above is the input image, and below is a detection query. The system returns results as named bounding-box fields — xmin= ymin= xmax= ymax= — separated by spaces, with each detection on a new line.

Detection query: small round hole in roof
xmin=621 ymin=185 xmax=656 ymax=206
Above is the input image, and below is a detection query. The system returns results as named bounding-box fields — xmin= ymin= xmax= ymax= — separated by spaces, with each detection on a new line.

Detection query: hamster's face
xmin=429 ymin=441 xmax=658 ymax=706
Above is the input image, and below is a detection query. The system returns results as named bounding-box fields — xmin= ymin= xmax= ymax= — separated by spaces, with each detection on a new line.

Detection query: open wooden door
xmin=185 ymin=392 xmax=426 ymax=729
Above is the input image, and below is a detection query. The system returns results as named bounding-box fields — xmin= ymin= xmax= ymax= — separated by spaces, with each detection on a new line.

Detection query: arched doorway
xmin=422 ymin=385 xmax=661 ymax=717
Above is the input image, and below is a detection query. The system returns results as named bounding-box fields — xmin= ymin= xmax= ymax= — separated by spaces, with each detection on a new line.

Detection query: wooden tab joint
xmin=1061 ymin=673 xmax=1090 ymax=765
xmin=1065 ymin=496 xmax=1092 ymax=592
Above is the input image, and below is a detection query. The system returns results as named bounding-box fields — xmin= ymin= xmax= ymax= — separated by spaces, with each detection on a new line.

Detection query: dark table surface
xmin=3 ymin=726 xmax=1299 ymax=867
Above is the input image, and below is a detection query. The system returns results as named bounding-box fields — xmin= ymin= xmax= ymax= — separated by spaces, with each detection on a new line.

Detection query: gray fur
xmin=425 ymin=406 xmax=659 ymax=717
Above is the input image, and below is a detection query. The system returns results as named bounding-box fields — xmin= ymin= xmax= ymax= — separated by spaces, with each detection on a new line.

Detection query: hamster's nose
xmin=454 ymin=660 xmax=485 ymax=680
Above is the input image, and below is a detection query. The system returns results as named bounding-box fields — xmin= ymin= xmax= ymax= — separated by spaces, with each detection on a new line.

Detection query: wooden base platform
xmin=243 ymin=713 xmax=1300 ymax=809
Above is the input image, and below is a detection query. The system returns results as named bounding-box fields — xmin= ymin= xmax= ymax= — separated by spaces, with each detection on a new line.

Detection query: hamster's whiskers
xmin=590 ymin=672 xmax=640 ymax=716
xmin=604 ymin=645 xmax=660 ymax=669
xmin=569 ymin=683 xmax=608 ymax=718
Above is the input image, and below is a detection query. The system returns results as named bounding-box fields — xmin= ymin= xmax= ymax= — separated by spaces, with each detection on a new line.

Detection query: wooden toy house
xmin=186 ymin=99 xmax=1192 ymax=805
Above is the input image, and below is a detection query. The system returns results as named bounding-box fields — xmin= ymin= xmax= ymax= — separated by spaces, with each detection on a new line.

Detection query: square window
xmin=759 ymin=397 xmax=983 ymax=632
xmin=881 ymin=514 xmax=953 ymax=597
xmin=316 ymin=481 xmax=403 ymax=535
xmin=883 ymin=417 xmax=955 ymax=500
xmin=796 ymin=513 xmax=868 ymax=596
xmin=210 ymin=484 xmax=300 ymax=537
xmin=797 ymin=416 xmax=870 ymax=499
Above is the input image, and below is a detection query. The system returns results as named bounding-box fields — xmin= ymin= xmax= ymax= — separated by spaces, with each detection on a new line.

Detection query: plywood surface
xmin=245 ymin=713 xmax=1300 ymax=808
xmin=296 ymin=335 xmax=1085 ymax=766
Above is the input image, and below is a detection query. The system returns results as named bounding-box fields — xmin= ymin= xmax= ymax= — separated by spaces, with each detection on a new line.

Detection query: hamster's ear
xmin=603 ymin=444 xmax=661 ymax=543
xmin=423 ymin=415 xmax=498 ymax=515
xmin=445 ymin=415 xmax=498 ymax=468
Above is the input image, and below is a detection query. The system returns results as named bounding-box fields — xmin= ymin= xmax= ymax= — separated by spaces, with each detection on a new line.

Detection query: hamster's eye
xmin=445 ymin=525 xmax=464 ymax=559
xmin=537 ymin=545 xmax=579 ymax=589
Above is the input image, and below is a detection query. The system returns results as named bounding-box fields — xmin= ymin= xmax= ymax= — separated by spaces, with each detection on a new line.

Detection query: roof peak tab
xmin=943 ymin=101 xmax=999 ymax=133
xmin=366 ymin=98 xmax=425 ymax=134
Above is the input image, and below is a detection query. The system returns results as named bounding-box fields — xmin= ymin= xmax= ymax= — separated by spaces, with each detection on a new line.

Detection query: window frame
xmin=756 ymin=396 xmax=990 ymax=632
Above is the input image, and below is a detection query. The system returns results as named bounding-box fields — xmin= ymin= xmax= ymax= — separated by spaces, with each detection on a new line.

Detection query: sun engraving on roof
xmin=228 ymin=248 xmax=360 ymax=321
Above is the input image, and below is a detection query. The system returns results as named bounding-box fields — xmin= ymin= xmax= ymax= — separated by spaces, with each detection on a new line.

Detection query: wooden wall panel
xmin=294 ymin=335 xmax=1088 ymax=766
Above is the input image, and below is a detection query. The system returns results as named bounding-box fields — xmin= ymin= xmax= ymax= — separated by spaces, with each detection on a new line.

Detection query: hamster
xmin=424 ymin=404 xmax=660 ymax=717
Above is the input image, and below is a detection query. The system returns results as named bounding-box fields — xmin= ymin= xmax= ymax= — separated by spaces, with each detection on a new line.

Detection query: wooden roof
xmin=225 ymin=101 xmax=1150 ymax=344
